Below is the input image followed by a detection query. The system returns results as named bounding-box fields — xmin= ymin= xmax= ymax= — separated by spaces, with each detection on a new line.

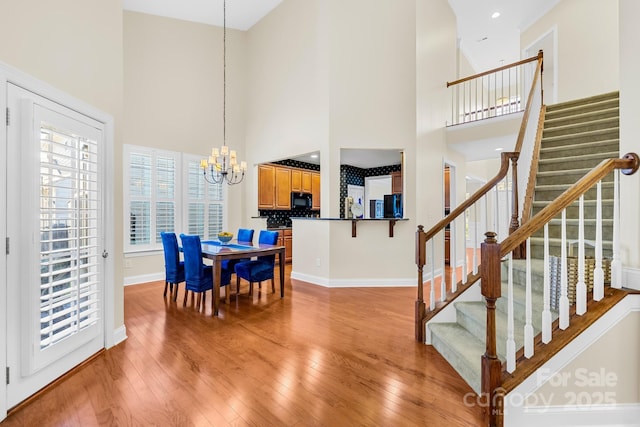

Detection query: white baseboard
xmin=124 ymin=272 xmax=164 ymax=286
xmin=623 ymin=267 xmax=640 ymax=291
xmin=290 ymin=271 xmax=414 ymax=288
xmin=110 ymin=324 xmax=127 ymax=347
xmin=504 ymin=403 xmax=640 ymax=427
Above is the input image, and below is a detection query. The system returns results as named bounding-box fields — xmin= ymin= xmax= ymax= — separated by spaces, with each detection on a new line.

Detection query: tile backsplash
xmin=260 ymin=209 xmax=318 ymax=228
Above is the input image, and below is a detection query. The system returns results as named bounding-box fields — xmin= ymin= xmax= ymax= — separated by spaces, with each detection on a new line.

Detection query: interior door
xmin=5 ymin=84 xmax=105 ymax=407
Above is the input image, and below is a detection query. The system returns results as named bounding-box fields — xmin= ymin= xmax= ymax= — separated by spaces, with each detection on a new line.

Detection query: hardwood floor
xmin=3 ymin=265 xmax=484 ymax=426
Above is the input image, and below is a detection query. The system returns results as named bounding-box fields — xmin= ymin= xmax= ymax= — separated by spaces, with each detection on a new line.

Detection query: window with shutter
xmin=184 ymin=155 xmax=225 ymax=240
xmin=123 ymin=148 xmax=226 ymax=253
xmin=124 ymin=146 xmax=179 ymax=252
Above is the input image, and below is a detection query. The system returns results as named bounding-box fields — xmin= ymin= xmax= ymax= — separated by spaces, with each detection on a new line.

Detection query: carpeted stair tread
xmin=545 ymin=92 xmax=619 ymax=115
xmin=543 ymin=107 xmax=619 ymax=129
xmin=538 ymin=150 xmax=619 ymax=172
xmin=454 ymin=301 xmax=528 ymax=362
xmin=542 ymin=117 xmax=618 ymax=139
xmin=540 ymin=127 xmax=620 ymax=148
xmin=429 ymin=322 xmax=485 ymax=394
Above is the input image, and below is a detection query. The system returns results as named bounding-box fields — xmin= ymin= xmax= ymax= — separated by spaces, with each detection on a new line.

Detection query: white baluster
xmin=430 ymin=239 xmax=436 ymax=310
xmin=611 ymin=170 xmax=621 ymax=289
xmin=524 ymin=238 xmax=534 ymax=358
xmin=495 ymin=186 xmax=500 ymax=241
xmin=542 ymin=223 xmax=552 ymax=343
xmin=506 ymin=253 xmax=516 ymax=373
xmin=594 ymin=181 xmax=604 ymax=301
xmin=560 ymin=209 xmax=570 ymax=330
xmin=451 ymin=217 xmax=457 ymax=293
xmin=462 ymin=209 xmax=468 ymax=284
xmin=576 ymin=196 xmax=586 ymax=315
xmin=473 ymin=203 xmax=478 ymax=275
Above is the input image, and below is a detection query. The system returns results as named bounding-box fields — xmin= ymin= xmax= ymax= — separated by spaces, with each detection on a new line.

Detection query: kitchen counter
xmin=292 ymin=217 xmax=409 ymax=237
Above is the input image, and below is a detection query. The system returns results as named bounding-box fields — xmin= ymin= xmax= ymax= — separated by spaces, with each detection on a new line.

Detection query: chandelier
xmin=201 ymin=0 xmax=247 ymax=185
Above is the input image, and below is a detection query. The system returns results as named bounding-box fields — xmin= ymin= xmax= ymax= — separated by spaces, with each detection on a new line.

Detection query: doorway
xmin=443 ymin=163 xmax=455 ymax=266
xmin=3 ymin=78 xmax=111 ymax=412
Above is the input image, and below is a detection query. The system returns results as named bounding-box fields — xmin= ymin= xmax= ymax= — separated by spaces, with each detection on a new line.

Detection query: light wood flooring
xmin=3 ymin=265 xmax=484 ymax=426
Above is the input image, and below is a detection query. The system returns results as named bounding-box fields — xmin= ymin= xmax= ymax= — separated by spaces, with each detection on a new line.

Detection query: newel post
xmin=415 ymin=225 xmax=426 ymax=342
xmin=481 ymin=231 xmax=503 ymax=426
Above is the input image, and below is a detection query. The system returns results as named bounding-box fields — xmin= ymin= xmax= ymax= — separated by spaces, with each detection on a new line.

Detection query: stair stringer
xmin=502 ymin=294 xmax=640 ymax=427
xmin=424 ymin=280 xmax=482 ymax=345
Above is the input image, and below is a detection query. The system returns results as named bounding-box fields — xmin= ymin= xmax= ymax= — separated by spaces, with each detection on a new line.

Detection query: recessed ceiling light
xmin=495 ymin=147 xmax=503 ymax=151
xmin=492 ymin=12 xmax=501 ymax=19
xmin=310 ymin=154 xmax=318 ymax=159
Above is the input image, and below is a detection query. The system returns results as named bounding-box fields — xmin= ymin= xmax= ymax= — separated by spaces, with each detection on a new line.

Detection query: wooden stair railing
xmin=480 ymin=152 xmax=640 ymax=427
xmin=415 ymin=52 xmax=544 ymax=343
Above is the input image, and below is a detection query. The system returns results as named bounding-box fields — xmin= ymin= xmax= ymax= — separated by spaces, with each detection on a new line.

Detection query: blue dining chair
xmin=160 ymin=232 xmax=185 ymax=301
xmin=234 ymin=230 xmax=279 ymax=295
xmin=221 ymin=228 xmax=255 ymax=295
xmin=180 ymin=234 xmax=232 ymax=312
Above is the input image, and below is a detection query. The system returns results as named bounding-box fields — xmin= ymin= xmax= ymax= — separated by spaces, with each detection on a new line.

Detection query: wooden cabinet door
xmin=311 ymin=172 xmax=321 ymax=210
xmin=391 ymin=171 xmax=402 ymax=194
xmin=258 ymin=164 xmax=276 ymax=209
xmin=291 ymin=169 xmax=301 ymax=192
xmin=275 ymin=167 xmax=291 ymax=209
xmin=301 ymin=171 xmax=313 ymax=193
xmin=284 ymin=229 xmax=292 ymax=263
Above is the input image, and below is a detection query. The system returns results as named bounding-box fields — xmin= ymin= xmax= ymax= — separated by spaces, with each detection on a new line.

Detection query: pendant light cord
xmin=223 ymin=0 xmax=226 ymax=147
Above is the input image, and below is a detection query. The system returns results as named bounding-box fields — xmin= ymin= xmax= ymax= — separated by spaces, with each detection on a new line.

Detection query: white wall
xmin=619 ymin=0 xmax=640 ymax=272
xmin=0 ymin=0 xmax=125 ymax=329
xmin=123 ymin=11 xmax=248 ymax=279
xmin=245 ymin=0 xmax=329 ymax=216
xmin=521 ymin=0 xmax=619 ymax=103
xmin=416 ymin=0 xmax=458 ymax=272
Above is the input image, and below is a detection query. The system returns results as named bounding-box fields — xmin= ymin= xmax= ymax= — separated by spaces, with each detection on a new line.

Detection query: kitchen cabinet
xmin=272 ymin=228 xmax=293 ymax=263
xmin=275 ymin=167 xmax=291 ymax=209
xmin=258 ymin=164 xmax=276 ymax=209
xmin=291 ymin=169 xmax=312 ymax=193
xmin=311 ymin=172 xmax=321 ymax=210
xmin=301 ymin=171 xmax=313 ymax=193
xmin=291 ymin=169 xmax=302 ymax=192
xmin=258 ymin=164 xmax=319 ymax=211
xmin=259 ymin=164 xmax=291 ymax=210
xmin=391 ymin=171 xmax=402 ymax=194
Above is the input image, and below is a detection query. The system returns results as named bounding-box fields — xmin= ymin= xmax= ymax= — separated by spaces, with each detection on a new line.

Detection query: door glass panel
xmin=39 ymin=122 xmax=100 ymax=351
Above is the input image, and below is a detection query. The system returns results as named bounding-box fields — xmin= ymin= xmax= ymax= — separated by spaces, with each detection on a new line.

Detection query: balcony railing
xmin=447 ymin=51 xmax=543 ymax=126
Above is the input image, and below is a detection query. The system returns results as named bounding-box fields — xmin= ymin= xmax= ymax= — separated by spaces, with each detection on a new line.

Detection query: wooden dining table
xmin=200 ymin=240 xmax=286 ymax=316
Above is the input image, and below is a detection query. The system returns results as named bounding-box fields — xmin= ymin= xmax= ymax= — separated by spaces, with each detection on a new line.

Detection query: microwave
xmin=291 ymin=192 xmax=312 ymax=209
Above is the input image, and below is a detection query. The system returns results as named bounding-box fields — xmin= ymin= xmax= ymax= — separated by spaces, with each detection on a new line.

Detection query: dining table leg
xmin=279 ymin=247 xmax=285 ymax=297
xmin=212 ymin=259 xmax=221 ymax=316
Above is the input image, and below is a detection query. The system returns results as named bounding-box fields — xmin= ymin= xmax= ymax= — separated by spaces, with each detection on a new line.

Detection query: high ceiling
xmin=123 ymin=0 xmax=283 ymax=31
xmin=447 ymin=0 xmax=559 ymax=72
xmin=123 ymin=0 xmax=560 ymax=165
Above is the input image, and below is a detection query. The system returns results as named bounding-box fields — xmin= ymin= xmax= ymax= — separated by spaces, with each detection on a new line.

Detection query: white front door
xmin=5 ymin=83 xmax=105 ymax=408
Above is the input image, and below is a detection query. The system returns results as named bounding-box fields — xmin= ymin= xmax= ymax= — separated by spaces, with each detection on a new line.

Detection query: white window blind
xmin=39 ymin=121 xmax=100 ymax=350
xmin=184 ymin=155 xmax=225 ymax=240
xmin=123 ymin=147 xmax=226 ymax=253
xmin=124 ymin=146 xmax=179 ymax=252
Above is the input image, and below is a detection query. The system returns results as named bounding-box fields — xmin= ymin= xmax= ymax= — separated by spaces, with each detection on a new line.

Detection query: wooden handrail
xmin=446 ymin=51 xmax=543 ymax=88
xmin=500 ymin=153 xmax=639 ymax=257
xmin=514 ymin=51 xmax=544 ymax=153
xmin=520 ymin=106 xmax=547 ymax=225
xmin=422 ymin=151 xmax=515 ymax=242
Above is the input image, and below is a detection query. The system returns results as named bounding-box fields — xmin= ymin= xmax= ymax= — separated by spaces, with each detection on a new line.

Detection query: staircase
xmin=428 ymin=92 xmax=620 ymax=395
